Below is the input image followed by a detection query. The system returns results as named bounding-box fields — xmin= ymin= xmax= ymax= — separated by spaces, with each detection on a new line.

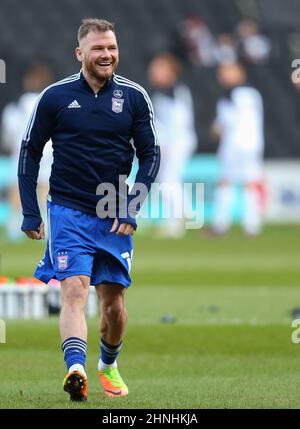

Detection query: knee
xmin=61 ymin=276 xmax=89 ymax=308
xmin=102 ymin=298 xmax=126 ymax=322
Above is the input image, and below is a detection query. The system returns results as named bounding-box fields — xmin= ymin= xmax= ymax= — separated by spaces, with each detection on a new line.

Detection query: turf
xmin=0 ymin=225 xmax=299 ymax=408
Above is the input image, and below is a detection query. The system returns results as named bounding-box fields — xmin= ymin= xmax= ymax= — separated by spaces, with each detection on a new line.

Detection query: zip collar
xmin=79 ymin=69 xmax=114 ymax=95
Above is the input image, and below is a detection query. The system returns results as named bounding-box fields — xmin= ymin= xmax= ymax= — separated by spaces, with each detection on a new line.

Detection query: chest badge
xmin=112 ymin=98 xmax=124 ymax=113
xmin=113 ymin=89 xmax=123 ymax=98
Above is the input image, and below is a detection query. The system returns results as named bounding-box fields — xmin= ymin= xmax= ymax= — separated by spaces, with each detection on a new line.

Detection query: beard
xmin=85 ymin=57 xmax=117 ymax=83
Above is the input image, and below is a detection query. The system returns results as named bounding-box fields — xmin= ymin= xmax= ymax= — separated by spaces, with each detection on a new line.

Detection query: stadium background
xmin=0 ymin=0 xmax=300 ymax=409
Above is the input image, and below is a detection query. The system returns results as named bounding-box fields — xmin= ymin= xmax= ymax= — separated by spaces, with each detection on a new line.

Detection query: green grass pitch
xmin=0 ymin=225 xmax=299 ymax=408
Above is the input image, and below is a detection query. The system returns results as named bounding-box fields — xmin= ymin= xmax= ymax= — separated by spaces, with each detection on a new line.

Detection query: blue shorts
xmin=34 ymin=202 xmax=133 ymax=288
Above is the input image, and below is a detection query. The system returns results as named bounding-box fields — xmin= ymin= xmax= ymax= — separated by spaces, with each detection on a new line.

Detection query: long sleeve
xmin=18 ymin=90 xmax=55 ymax=231
xmin=119 ymin=90 xmax=160 ymax=228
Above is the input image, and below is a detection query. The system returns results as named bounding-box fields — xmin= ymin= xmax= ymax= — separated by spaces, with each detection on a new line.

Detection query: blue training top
xmin=18 ymin=71 xmax=160 ymax=231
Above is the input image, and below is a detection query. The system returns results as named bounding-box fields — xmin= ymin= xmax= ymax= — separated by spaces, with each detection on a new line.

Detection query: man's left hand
xmin=110 ymin=219 xmax=135 ymax=236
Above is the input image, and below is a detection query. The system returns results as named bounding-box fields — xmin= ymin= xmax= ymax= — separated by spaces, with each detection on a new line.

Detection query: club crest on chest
xmin=112 ymin=98 xmax=124 ymax=113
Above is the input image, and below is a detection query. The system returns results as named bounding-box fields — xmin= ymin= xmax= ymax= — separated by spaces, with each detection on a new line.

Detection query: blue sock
xmin=100 ymin=338 xmax=122 ymax=365
xmin=61 ymin=337 xmax=87 ymax=371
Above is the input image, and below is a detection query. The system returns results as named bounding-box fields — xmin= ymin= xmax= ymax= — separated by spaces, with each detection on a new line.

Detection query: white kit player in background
xmin=211 ymin=62 xmax=265 ymax=236
xmin=1 ymin=64 xmax=53 ymax=240
xmin=148 ymin=53 xmax=198 ymax=238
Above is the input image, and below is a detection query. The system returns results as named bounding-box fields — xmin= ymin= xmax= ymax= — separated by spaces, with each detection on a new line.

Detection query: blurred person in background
xmin=211 ymin=62 xmax=265 ymax=236
xmin=148 ymin=53 xmax=198 ymax=238
xmin=236 ymin=19 xmax=271 ymax=65
xmin=1 ymin=63 xmax=53 ymax=241
xmin=179 ymin=16 xmax=217 ymax=67
xmin=213 ymin=33 xmax=238 ymax=65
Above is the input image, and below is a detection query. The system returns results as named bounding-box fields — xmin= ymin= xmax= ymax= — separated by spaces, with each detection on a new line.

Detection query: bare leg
xmin=212 ymin=180 xmax=234 ymax=234
xmin=243 ymin=182 xmax=263 ymax=235
xmin=95 ymin=283 xmax=127 ymax=346
xmin=95 ymin=283 xmax=129 ymax=396
xmin=60 ymin=275 xmax=90 ymax=342
xmin=60 ymin=275 xmax=89 ymax=401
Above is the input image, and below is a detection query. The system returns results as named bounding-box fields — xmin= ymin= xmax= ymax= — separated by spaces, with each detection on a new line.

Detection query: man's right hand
xmin=24 ymin=222 xmax=45 ymax=240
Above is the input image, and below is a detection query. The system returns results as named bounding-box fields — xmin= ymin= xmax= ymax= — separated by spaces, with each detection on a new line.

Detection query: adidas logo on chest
xmin=68 ymin=100 xmax=81 ymax=108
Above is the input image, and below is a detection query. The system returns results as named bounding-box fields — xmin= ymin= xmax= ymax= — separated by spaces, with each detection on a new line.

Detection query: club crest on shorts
xmin=112 ymin=98 xmax=124 ymax=113
xmin=57 ymin=253 xmax=68 ymax=270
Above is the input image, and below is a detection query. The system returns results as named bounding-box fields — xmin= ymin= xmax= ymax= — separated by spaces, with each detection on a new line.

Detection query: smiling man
xmin=77 ymin=24 xmax=119 ymax=87
xmin=18 ymin=18 xmax=160 ymax=401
